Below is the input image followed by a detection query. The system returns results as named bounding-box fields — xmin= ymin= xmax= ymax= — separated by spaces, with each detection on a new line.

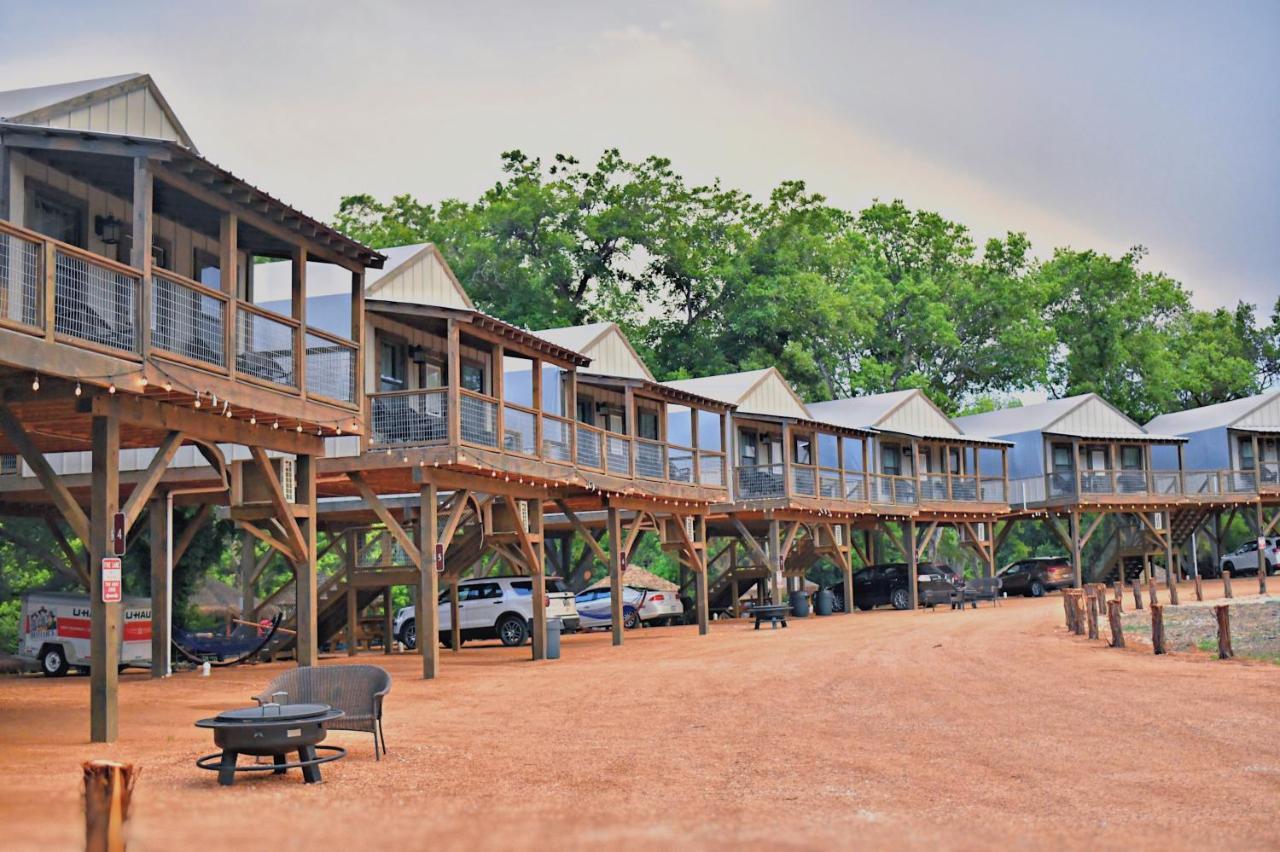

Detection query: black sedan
xmin=997 ymin=556 xmax=1073 ymax=597
xmin=829 ymin=562 xmax=957 ymax=611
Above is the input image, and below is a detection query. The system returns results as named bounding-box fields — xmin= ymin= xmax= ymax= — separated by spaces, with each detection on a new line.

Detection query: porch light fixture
xmin=410 ymin=346 xmax=428 ymax=363
xmin=94 ymin=215 xmax=122 ymax=245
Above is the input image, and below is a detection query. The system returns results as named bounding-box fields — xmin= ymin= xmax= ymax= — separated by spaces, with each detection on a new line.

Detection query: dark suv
xmin=997 ymin=556 xmax=1073 ymax=597
xmin=830 ymin=562 xmax=957 ymax=611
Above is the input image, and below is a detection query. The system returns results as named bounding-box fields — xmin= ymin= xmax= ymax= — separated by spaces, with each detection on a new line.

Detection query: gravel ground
xmin=2 ymin=587 xmax=1279 ymax=851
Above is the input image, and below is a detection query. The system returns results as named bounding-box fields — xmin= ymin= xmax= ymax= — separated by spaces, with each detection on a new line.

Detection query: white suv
xmin=1218 ymin=537 xmax=1279 ymax=577
xmin=393 ymin=576 xmax=579 ymax=649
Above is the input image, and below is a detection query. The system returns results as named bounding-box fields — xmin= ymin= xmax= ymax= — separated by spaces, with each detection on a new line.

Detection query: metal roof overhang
xmin=574 ymin=373 xmax=735 ymax=413
xmin=0 ymin=122 xmax=385 ymax=269
xmin=872 ymin=427 xmax=1014 ymax=449
xmin=1043 ymin=430 xmax=1187 ymax=444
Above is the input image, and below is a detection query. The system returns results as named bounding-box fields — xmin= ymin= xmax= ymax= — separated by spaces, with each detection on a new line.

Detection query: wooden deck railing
xmin=0 ymin=220 xmax=358 ymax=407
xmin=1008 ymin=468 xmax=1266 ymax=508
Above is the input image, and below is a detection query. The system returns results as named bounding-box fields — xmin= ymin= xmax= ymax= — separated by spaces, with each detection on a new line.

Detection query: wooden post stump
xmin=1150 ymin=603 xmax=1165 ymax=655
xmin=1086 ymin=593 xmax=1099 ymax=640
xmin=1214 ymin=605 xmax=1233 ymax=659
xmin=84 ymin=760 xmax=137 ymax=852
xmin=1194 ymin=575 xmax=1203 ymax=602
xmin=1111 ymin=580 xmax=1123 ymax=612
xmin=1131 ymin=580 xmax=1143 ymax=611
xmin=1062 ymin=593 xmax=1075 ymax=632
xmin=1106 ymin=599 xmax=1125 ymax=648
xmin=1072 ymin=591 xmax=1086 ymax=636
xmin=1223 ymin=570 xmax=1233 ymax=599
xmin=1168 ymin=576 xmax=1180 ymax=606
xmin=1147 ymin=579 xmax=1159 ymax=607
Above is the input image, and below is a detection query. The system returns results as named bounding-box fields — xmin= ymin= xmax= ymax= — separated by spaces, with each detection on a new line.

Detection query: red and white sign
xmin=102 ymin=557 xmax=123 ymax=603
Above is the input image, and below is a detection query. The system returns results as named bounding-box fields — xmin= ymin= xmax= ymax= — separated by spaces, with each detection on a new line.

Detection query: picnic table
xmin=752 ymin=604 xmax=789 ymax=630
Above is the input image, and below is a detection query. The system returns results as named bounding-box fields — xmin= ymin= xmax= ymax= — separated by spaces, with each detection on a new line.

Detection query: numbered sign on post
xmin=102 ymin=557 xmax=122 ymax=603
xmin=112 ymin=512 xmax=126 ymax=556
xmin=435 ymin=542 xmax=445 ymax=573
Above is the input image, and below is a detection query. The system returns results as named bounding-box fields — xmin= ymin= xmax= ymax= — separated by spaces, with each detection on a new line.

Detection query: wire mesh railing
xmin=668 ymin=446 xmax=695 ymax=483
xmin=502 ymin=402 xmax=538 ymax=455
xmin=369 ymin=389 xmax=447 ymax=446
xmin=305 ymin=328 xmax=356 ymax=403
xmin=54 ymin=247 xmax=140 ymax=353
xmin=576 ymin=423 xmax=603 ymax=469
xmin=150 ymin=270 xmax=226 ymax=368
xmin=635 ymin=439 xmax=665 ymax=479
xmin=0 ymin=224 xmax=43 ymax=331
xmin=606 ymin=434 xmax=632 ymax=476
xmin=460 ymin=390 xmax=498 ymax=448
xmin=736 ymin=463 xmax=786 ymax=499
xmin=236 ymin=305 xmax=297 ymax=387
xmin=542 ymin=414 xmax=573 ymax=463
xmin=791 ymin=465 xmax=816 ymax=497
xmin=698 ymin=452 xmax=725 ymax=487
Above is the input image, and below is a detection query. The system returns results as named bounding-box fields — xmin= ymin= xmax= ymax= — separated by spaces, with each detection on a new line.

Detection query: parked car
xmin=829 ymin=563 xmax=957 ymax=612
xmin=575 ymin=585 xmax=684 ymax=630
xmin=1219 ymin=538 xmax=1280 ymax=577
xmin=392 ymin=576 xmax=579 ymax=650
xmin=997 ymin=556 xmax=1074 ymax=597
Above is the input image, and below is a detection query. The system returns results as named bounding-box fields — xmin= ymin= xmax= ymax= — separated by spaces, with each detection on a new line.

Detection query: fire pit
xmin=195 ymin=699 xmax=346 ymax=785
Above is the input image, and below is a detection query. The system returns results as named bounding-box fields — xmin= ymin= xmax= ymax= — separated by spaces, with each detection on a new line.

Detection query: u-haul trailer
xmin=18 ymin=592 xmax=152 ymax=677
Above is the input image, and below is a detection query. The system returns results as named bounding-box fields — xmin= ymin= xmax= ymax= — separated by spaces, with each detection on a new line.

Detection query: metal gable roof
xmin=535 ymin=322 xmax=655 ymax=382
xmin=663 ymin=368 xmax=776 ymax=407
xmin=0 ymin=73 xmax=142 ymax=120
xmin=953 ymin=395 xmax=1090 ymax=438
xmin=808 ymin=391 xmax=1011 ymax=446
xmin=1145 ymin=391 xmax=1280 ymax=435
xmin=534 ymin=322 xmax=613 ymax=353
xmin=955 ymin=393 xmax=1182 ymax=442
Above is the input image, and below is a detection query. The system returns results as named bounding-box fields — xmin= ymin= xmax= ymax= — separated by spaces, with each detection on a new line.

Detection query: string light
xmin=250 ymin=415 xmax=257 ymax=425
xmin=74 ymin=382 xmax=82 ymax=397
xmin=273 ymin=420 xmax=279 ymax=430
xmin=31 ymin=375 xmax=39 ymax=392
xmin=295 ymin=424 xmax=302 ymax=433
xmin=194 ymin=391 xmax=202 ymax=409
xmin=163 ymin=381 xmax=173 ymax=393
xmin=108 ymin=384 xmax=116 ymax=394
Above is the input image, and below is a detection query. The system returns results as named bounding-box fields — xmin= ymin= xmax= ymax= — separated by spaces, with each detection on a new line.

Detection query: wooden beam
xmin=149 ymin=494 xmax=169 ymax=677
xmin=439 ymin=489 xmax=472 ymax=552
xmin=729 ymin=517 xmax=771 ymax=567
xmin=89 ymin=393 xmax=323 ymax=455
xmin=0 ymin=520 xmax=84 ymax=585
xmin=420 ymin=482 xmax=439 ymax=679
xmin=346 ymin=471 xmax=421 ymax=565
xmin=555 ymin=500 xmax=611 ymax=566
xmin=236 ymin=519 xmax=298 ymax=563
xmin=1079 ymin=512 xmax=1107 ymax=551
xmin=89 ymin=415 xmax=120 ymax=743
xmin=0 ymin=402 xmax=90 ymax=544
xmin=622 ymin=511 xmax=648 ymax=559
xmin=120 ymin=431 xmax=184 ymax=534
xmin=781 ymin=521 xmax=802 ymax=560
xmin=249 ymin=447 xmax=307 ymax=561
xmin=608 ymin=507 xmax=624 ymax=646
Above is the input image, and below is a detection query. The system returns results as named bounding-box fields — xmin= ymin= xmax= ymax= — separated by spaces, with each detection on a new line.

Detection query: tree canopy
xmin=335 ymin=148 xmax=1278 ymax=421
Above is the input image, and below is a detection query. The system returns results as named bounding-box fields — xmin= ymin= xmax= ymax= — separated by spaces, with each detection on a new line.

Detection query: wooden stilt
xmin=906 ymin=519 xmax=919 ymax=610
xmin=1131 ymin=579 xmax=1143 ymax=610
xmin=768 ymin=520 xmax=783 ymax=606
xmin=419 ymin=482 xmax=439 ymax=679
xmin=449 ymin=583 xmax=461 ymax=652
xmin=89 ymin=415 xmax=120 ymax=744
xmin=1150 ymin=603 xmax=1166 ymax=655
xmin=694 ymin=516 xmax=709 ymax=635
xmin=607 ymin=507 xmax=624 ymax=646
xmin=1257 ymin=503 xmax=1269 ymax=596
xmin=295 ymin=454 xmax=318 ymax=667
xmin=528 ymin=499 xmax=547 ymax=660
xmin=1214 ymin=605 xmax=1233 ymax=659
xmin=1106 ymin=599 xmax=1125 ymax=648
xmin=149 ymin=494 xmax=168 ymax=678
xmin=1069 ymin=510 xmax=1082 ymax=589
xmin=1223 ymin=569 xmax=1233 ymax=599
xmin=383 ymin=587 xmax=394 ymax=654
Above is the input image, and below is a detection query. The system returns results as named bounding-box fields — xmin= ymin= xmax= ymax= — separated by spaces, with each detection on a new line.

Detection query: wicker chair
xmin=253 ymin=664 xmax=391 ymax=760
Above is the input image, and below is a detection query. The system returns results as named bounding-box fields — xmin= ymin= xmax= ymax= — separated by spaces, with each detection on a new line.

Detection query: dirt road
xmin=1 ymin=590 xmax=1277 ymax=850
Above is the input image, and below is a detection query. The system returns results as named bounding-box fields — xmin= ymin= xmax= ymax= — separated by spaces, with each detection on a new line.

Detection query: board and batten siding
xmin=368 ymin=248 xmax=473 ymax=311
xmin=738 ymin=373 xmax=810 ymax=420
xmin=1049 ymin=397 xmax=1146 ymax=438
xmin=580 ymin=327 xmax=652 ymax=381
xmin=1235 ymin=394 xmax=1280 ymax=431
xmin=10 ymin=152 xmax=222 ymax=282
xmin=876 ymin=394 xmax=962 ymax=437
xmin=32 ymin=85 xmax=184 ymax=144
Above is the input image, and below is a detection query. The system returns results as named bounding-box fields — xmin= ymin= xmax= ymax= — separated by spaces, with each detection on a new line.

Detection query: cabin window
xmin=818 ymin=433 xmax=839 ymax=469
xmin=461 ymin=361 xmax=485 ymax=394
xmin=639 ymin=407 xmax=662 ymax=441
xmin=881 ymin=444 xmax=902 ymax=476
xmin=417 ymin=360 xmax=443 ymax=390
xmin=793 ymin=435 xmax=812 ymax=465
xmin=576 ymin=396 xmax=595 ymax=425
xmin=541 ymin=365 xmax=564 ymax=415
xmin=697 ymin=411 xmax=723 ymax=451
xmin=596 ymin=403 xmax=625 ymax=434
xmin=1081 ymin=446 xmax=1108 ymax=470
xmin=379 ymin=339 xmax=407 ymax=391
xmin=666 ymin=405 xmax=692 ymax=446
xmin=1051 ymin=444 xmax=1073 ymax=472
xmin=193 ymin=248 xmax=220 ymax=288
xmin=948 ymin=448 xmax=962 ymax=474
xmin=1238 ymin=437 xmax=1255 ymax=469
xmin=739 ymin=430 xmax=758 ymax=466
xmin=1120 ymin=446 xmax=1142 ymax=470
xmin=26 ymin=183 xmax=85 ymax=248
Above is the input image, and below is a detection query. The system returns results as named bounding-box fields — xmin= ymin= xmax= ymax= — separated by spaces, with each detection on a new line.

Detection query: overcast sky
xmin=2 ymin=1 xmax=1276 ymax=310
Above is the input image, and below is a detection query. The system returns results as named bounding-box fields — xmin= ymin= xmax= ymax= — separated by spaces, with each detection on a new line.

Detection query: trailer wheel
xmin=40 ymin=644 xmax=69 ymax=677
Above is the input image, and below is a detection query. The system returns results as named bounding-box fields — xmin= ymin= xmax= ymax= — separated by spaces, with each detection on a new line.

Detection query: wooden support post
xmin=89 ymin=415 xmax=120 ymax=743
xmin=1223 ymin=569 xmax=1233 ymax=598
xmin=294 ymin=454 xmax=318 ymax=667
xmin=1131 ymin=579 xmax=1143 ymax=610
xmin=1106 ymin=599 xmax=1124 ymax=648
xmin=906 ymin=519 xmax=919 ymax=610
xmin=83 ymin=759 xmax=136 ymax=852
xmin=1194 ymin=573 xmax=1204 ymax=602
xmin=1150 ymin=603 xmax=1166 ymax=655
xmin=383 ymin=587 xmax=394 ymax=654
xmin=419 ymin=482 xmax=439 ymax=679
xmin=607 ymin=507 xmax=624 ymax=646
xmin=1069 ymin=510 xmax=1083 ymax=589
xmin=1062 ymin=593 xmax=1074 ymax=631
xmin=148 ymin=494 xmax=168 ymax=678
xmin=1257 ymin=502 xmax=1268 ymax=596
xmin=345 ymin=571 xmax=358 ymax=656
xmin=1111 ymin=580 xmax=1122 ymax=612
xmin=694 ymin=515 xmax=709 ymax=636
xmin=1164 ymin=530 xmax=1179 ymax=605
xmin=1072 ymin=591 xmax=1086 ymax=636
xmin=449 ymin=582 xmax=461 ymax=652
xmin=1214 ymin=605 xmax=1233 ymax=659
xmin=239 ymin=529 xmax=256 ymax=615
xmin=1085 ymin=592 xmax=1099 ymax=640
xmin=131 ymin=158 xmax=153 ymax=358
xmin=528 ymin=499 xmax=547 ymax=661
xmin=768 ymin=520 xmax=783 ymax=606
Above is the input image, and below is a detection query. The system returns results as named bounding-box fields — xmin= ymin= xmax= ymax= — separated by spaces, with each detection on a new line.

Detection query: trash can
xmin=545 ymin=617 xmax=562 ymax=660
xmin=790 ymin=591 xmax=810 ymax=618
xmin=814 ymin=589 xmax=834 ymax=616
